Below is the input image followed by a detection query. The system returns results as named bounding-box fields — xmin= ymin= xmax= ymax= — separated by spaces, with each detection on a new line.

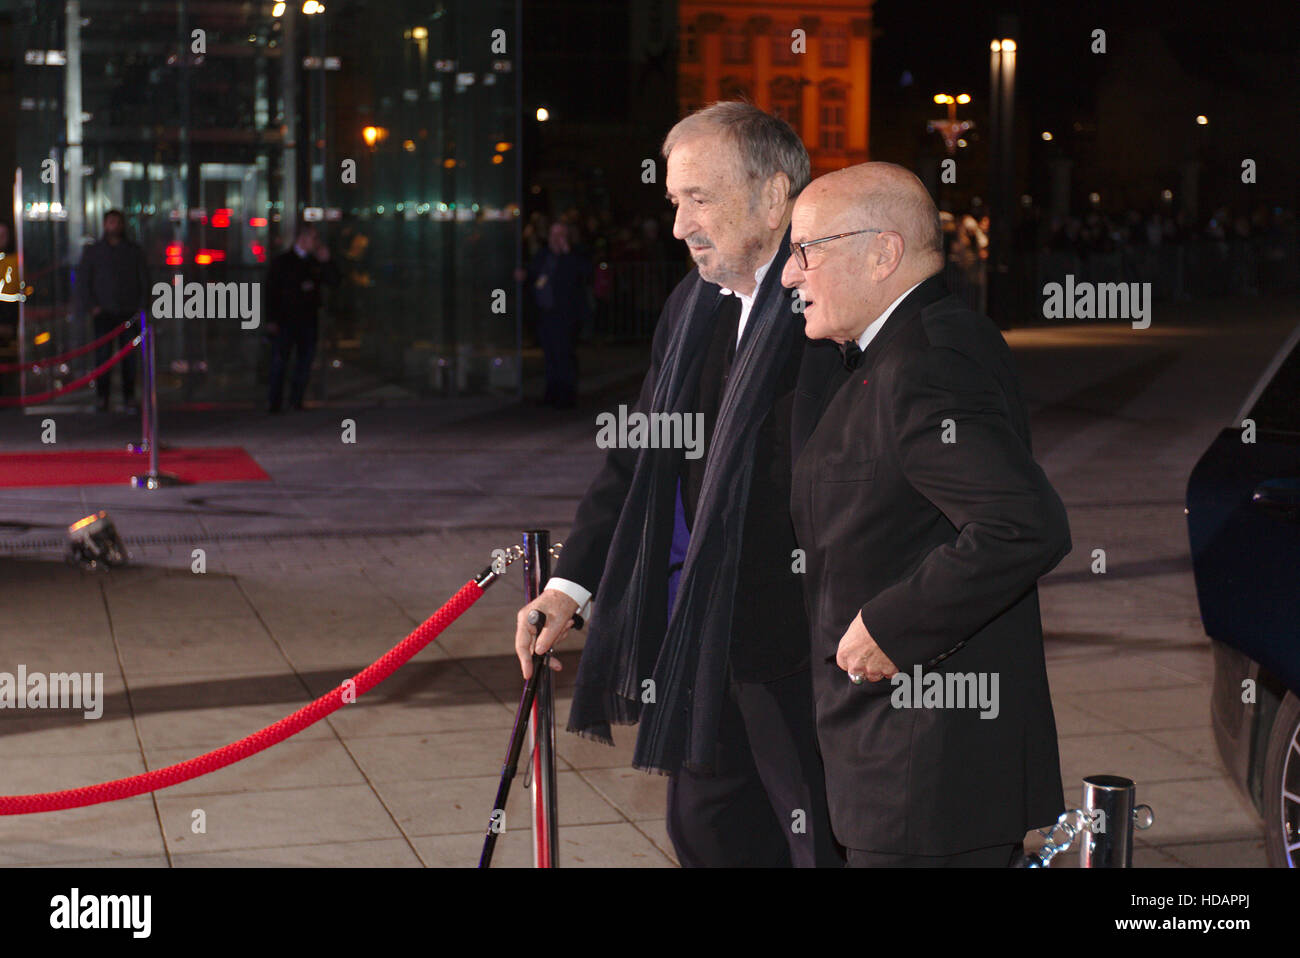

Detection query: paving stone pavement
xmin=0 ymin=294 xmax=1294 ymax=867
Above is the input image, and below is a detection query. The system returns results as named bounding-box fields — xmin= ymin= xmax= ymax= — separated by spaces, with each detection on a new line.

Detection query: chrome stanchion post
xmin=127 ymin=308 xmax=149 ymax=455
xmin=147 ymin=314 xmax=159 ymax=477
xmin=1079 ymin=774 xmax=1153 ymax=867
xmin=13 ymin=168 xmax=28 ymax=410
xmin=130 ymin=306 xmax=180 ymax=489
xmin=522 ymin=529 xmax=559 ymax=868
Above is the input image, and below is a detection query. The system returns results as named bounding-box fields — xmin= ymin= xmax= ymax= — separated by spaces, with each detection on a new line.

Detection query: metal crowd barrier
xmin=128 ymin=306 xmax=178 ymax=488
xmin=1026 ymin=774 xmax=1155 ymax=867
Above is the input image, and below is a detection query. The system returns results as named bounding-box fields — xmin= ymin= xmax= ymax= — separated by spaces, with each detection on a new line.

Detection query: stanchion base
xmin=130 ymin=472 xmax=183 ymax=490
xmin=127 ymin=441 xmax=171 ymax=454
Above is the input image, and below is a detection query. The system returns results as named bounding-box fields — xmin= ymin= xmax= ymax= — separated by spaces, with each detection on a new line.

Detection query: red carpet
xmin=0 ymin=447 xmax=270 ymax=488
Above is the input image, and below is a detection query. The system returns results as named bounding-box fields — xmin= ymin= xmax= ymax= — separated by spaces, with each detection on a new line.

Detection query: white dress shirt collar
xmin=720 ymin=247 xmax=779 ymax=346
xmin=856 ymin=280 xmax=924 ymax=353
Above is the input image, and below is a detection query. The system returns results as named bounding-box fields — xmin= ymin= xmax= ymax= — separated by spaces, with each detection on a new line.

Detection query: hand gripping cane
xmin=478 ymin=608 xmax=583 ymax=868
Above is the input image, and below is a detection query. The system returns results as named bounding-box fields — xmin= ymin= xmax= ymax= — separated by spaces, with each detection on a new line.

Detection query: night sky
xmin=870 ymin=0 xmax=1297 ymax=126
xmin=520 ymin=0 xmax=1298 ymax=218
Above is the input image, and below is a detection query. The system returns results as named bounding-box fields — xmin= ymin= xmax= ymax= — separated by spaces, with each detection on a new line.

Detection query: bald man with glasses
xmin=782 ymin=162 xmax=1072 ymax=867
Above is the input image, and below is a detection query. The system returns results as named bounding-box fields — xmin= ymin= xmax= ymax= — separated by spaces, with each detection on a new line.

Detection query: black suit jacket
xmin=790 ymin=274 xmax=1071 ymax=854
xmin=266 ymin=248 xmax=341 ymax=330
xmin=556 ymin=245 xmax=839 ymax=681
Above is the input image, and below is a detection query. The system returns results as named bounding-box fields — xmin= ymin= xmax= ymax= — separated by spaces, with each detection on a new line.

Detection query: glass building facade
xmin=9 ymin=0 xmax=519 ymax=406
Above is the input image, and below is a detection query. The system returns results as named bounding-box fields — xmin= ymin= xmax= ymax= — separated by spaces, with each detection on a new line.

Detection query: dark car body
xmin=1186 ymin=322 xmax=1300 ymax=867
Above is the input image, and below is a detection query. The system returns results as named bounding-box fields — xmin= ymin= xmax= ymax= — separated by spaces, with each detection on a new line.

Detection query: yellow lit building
xmin=677 ymin=1 xmax=875 ymax=176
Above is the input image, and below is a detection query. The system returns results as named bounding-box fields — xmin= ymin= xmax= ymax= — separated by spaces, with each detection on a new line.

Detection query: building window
xmin=770 ymin=76 xmax=801 ymax=132
xmin=820 ymin=23 xmax=849 ymax=68
xmin=771 ymin=23 xmax=797 ymax=65
xmin=722 ymin=23 xmax=749 ymax=64
xmin=720 ymin=76 xmax=750 ymax=103
xmin=819 ymin=83 xmax=846 ymax=151
xmin=680 ymin=76 xmax=704 ymax=116
xmin=681 ymin=24 xmax=698 ymax=63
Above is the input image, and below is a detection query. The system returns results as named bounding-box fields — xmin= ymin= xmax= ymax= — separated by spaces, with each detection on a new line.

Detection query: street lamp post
xmin=929 ymin=93 xmax=972 ymax=154
xmin=280 ymin=3 xmax=297 ymax=227
xmin=310 ymin=5 xmax=327 ymax=211
xmin=988 ymin=31 xmax=1017 ymax=328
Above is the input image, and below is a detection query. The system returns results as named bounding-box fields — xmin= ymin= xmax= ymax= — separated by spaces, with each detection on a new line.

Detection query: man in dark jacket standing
xmin=782 ymin=162 xmax=1071 ymax=866
xmin=527 ymin=221 xmax=590 ymax=408
xmin=513 ymin=103 xmax=843 ymax=867
xmin=75 ymin=210 xmax=149 ymax=412
xmin=265 ymin=221 xmax=340 ymax=412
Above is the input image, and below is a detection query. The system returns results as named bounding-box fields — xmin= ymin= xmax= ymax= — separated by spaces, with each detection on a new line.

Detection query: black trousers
xmin=846 ymin=842 xmax=1023 ymax=868
xmin=536 ymin=309 xmax=577 ymax=406
xmin=665 ymin=668 xmax=843 ymax=867
xmin=93 ymin=310 xmax=137 ymax=404
xmin=268 ymin=322 xmax=317 ymax=410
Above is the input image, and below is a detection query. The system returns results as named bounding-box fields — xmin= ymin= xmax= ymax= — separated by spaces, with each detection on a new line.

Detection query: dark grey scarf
xmin=567 ymin=234 xmax=800 ymax=774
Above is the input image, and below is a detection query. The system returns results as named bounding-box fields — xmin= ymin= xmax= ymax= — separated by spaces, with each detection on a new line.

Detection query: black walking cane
xmin=478 ymin=608 xmax=582 ymax=868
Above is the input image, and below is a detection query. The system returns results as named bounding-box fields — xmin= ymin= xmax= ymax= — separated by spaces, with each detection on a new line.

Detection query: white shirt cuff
xmin=545 ymin=577 xmax=592 ymax=619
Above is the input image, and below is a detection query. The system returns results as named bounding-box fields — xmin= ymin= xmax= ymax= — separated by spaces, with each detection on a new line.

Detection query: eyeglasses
xmin=789 ymin=229 xmax=883 ymax=270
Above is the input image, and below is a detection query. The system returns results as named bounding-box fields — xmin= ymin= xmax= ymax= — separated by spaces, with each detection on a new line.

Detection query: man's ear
xmin=763 ymin=173 xmax=792 ymax=229
xmin=873 ymin=232 xmax=906 ymax=280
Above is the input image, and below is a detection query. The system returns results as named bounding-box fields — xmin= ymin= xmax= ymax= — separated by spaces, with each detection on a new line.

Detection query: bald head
xmin=781 ymin=162 xmax=945 ymax=343
xmin=804 ymin=162 xmax=944 ymax=271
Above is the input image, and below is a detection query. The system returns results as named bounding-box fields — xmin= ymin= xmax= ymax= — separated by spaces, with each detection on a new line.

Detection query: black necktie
xmin=839 ymin=340 xmax=863 ymax=371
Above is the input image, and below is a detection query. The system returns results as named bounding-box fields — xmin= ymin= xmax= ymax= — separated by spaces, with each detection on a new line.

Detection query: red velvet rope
xmin=0 ymin=337 xmax=138 ymax=407
xmin=0 ymin=579 xmax=486 ymax=814
xmin=0 ymin=321 xmax=132 ymax=373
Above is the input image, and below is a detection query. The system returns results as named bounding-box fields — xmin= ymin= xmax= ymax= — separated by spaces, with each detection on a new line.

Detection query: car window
xmin=1248 ymin=339 xmax=1300 ymax=435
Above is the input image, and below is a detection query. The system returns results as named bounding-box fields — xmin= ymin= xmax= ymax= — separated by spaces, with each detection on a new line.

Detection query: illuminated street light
xmin=1041 ymin=131 xmax=1053 ymax=141
xmin=536 ymin=107 xmax=550 ymax=122
xmin=302 ymin=1 xmax=322 ymax=14
xmin=272 ymin=2 xmax=285 ymax=16
xmin=412 ymin=26 xmax=428 ymax=40
xmin=929 ymin=93 xmax=972 ymax=154
xmin=1195 ymin=114 xmax=1208 ymax=125
xmin=932 ymin=93 xmax=971 ymax=119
